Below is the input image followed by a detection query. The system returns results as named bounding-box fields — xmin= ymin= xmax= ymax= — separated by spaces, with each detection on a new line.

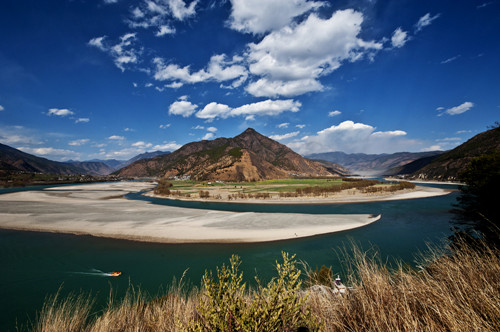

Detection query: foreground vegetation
xmin=32 ymin=238 xmax=499 ymax=331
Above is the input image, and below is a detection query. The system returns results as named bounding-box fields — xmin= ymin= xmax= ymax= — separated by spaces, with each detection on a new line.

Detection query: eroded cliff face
xmin=116 ymin=128 xmax=345 ymax=181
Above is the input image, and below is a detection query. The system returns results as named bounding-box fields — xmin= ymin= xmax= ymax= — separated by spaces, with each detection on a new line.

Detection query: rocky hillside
xmin=306 ymin=151 xmax=443 ymax=175
xmin=408 ymin=125 xmax=500 ymax=181
xmin=116 ymin=128 xmax=344 ymax=181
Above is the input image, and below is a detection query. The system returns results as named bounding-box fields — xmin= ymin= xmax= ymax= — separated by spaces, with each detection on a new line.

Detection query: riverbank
xmin=0 ymin=182 xmax=381 ymax=243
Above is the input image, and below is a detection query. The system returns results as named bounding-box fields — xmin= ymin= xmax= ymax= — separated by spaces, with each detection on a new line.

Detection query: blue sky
xmin=0 ymin=0 xmax=499 ymax=161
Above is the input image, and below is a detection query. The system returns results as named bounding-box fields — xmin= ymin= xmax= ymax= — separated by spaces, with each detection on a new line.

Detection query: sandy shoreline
xmin=0 ymin=182 xmax=383 ymax=243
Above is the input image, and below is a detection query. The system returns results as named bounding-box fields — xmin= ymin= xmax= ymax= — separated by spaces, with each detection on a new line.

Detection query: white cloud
xmin=160 ymin=123 xmax=171 ymax=129
xmin=277 ymin=122 xmax=289 ymax=128
xmin=328 ymin=110 xmax=341 ymax=117
xmin=245 ymin=115 xmax=255 ymax=121
xmin=68 ymin=139 xmax=90 ymax=146
xmin=124 ymin=128 xmax=135 ymax=132
xmin=153 ymin=54 xmax=247 ymax=87
xmin=0 ymin=105 xmax=4 ymax=111
xmin=196 ymin=102 xmax=232 ymax=120
xmin=47 ymin=108 xmax=74 ymax=117
xmin=438 ymin=101 xmax=474 ymax=116
xmin=206 ymin=126 xmax=217 ymax=132
xmin=153 ymin=142 xmax=182 ymax=151
xmin=166 ymin=82 xmax=183 ymax=88
xmin=415 ymin=13 xmax=440 ymax=32
xmin=132 ymin=141 xmax=153 ymax=148
xmin=227 ymin=0 xmax=325 ymax=34
xmin=245 ymin=10 xmax=383 ymax=97
xmin=168 ymin=98 xmax=198 ymax=117
xmin=193 ymin=125 xmax=204 ymax=130
xmin=128 ymin=0 xmax=198 ymax=35
xmin=246 ymin=78 xmax=324 ymax=97
xmin=104 ymin=0 xmax=118 ymax=4
xmin=195 ymin=99 xmax=301 ymax=120
xmin=296 ymin=124 xmax=306 ymax=129
xmin=18 ymin=146 xmax=80 ymax=160
xmin=0 ymin=125 xmax=43 ymax=146
xmin=391 ymin=27 xmax=409 ymax=48
xmin=269 ymin=131 xmax=300 ymax=141
xmin=108 ymin=135 xmax=125 ymax=140
xmin=88 ymin=33 xmax=140 ymax=72
xmin=288 ymin=120 xmax=413 ymax=154
xmin=156 ymin=25 xmax=176 ymax=36
xmin=441 ymin=55 xmax=461 ymax=64
xmin=422 ymin=145 xmax=444 ymax=152
xmin=202 ymin=132 xmax=215 ymax=140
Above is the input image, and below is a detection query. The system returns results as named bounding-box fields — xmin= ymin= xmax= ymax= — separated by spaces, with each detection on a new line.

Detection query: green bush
xmin=184 ymin=252 xmax=319 ymax=331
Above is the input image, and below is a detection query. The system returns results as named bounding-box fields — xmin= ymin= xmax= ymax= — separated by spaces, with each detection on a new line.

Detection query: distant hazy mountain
xmin=88 ymin=159 xmax=124 ymax=169
xmin=65 ymin=161 xmax=116 ymax=176
xmin=87 ymin=151 xmax=171 ymax=172
xmin=306 ymin=151 xmax=443 ymax=176
xmin=116 ymin=128 xmax=345 ymax=181
xmin=408 ymin=125 xmax=500 ymax=181
xmin=0 ymin=143 xmax=86 ymax=175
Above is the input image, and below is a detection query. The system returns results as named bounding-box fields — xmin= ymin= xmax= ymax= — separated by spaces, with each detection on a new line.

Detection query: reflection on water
xmin=0 ymin=183 xmax=459 ymax=331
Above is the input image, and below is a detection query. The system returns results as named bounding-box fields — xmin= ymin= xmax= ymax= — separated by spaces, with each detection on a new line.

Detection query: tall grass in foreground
xmin=31 ymin=239 xmax=499 ymax=331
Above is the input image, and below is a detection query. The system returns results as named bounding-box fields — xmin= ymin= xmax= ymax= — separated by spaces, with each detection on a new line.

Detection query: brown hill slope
xmin=409 ymin=125 xmax=500 ymax=181
xmin=116 ymin=128 xmax=345 ymax=181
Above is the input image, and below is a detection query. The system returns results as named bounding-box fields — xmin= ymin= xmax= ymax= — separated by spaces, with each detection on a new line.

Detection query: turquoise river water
xmin=0 ymin=183 xmax=460 ymax=331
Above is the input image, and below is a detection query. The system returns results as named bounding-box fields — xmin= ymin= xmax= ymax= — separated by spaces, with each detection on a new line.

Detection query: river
xmin=0 ymin=183 xmax=459 ymax=331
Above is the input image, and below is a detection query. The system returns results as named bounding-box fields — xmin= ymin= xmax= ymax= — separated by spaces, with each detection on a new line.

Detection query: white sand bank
xmin=0 ymin=182 xmax=380 ymax=243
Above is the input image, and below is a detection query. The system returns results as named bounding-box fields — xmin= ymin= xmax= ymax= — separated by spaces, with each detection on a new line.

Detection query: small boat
xmin=109 ymin=272 xmax=122 ymax=277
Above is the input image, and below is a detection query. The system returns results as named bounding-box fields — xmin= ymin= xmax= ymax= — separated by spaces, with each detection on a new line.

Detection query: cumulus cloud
xmin=108 ymin=135 xmax=125 ymax=140
xmin=277 ymin=122 xmax=289 ymax=128
xmin=0 ymin=105 xmax=4 ymax=111
xmin=269 ymin=131 xmax=300 ymax=141
xmin=287 ymin=120 xmax=413 ymax=154
xmin=153 ymin=54 xmax=248 ymax=87
xmin=159 ymin=123 xmax=171 ymax=129
xmin=245 ymin=9 xmax=383 ymax=97
xmin=328 ymin=110 xmax=341 ymax=117
xmin=47 ymin=108 xmax=74 ymax=117
xmin=195 ymin=99 xmax=301 ymax=120
xmin=75 ymin=118 xmax=90 ymax=123
xmin=391 ymin=27 xmax=409 ymax=48
xmin=415 ymin=13 xmax=440 ymax=32
xmin=296 ymin=124 xmax=306 ymax=129
xmin=227 ymin=0 xmax=325 ymax=34
xmin=438 ymin=101 xmax=474 ymax=116
xmin=68 ymin=139 xmax=90 ymax=146
xmin=168 ymin=97 xmax=198 ymax=117
xmin=88 ymin=33 xmax=140 ymax=72
xmin=206 ymin=126 xmax=217 ymax=132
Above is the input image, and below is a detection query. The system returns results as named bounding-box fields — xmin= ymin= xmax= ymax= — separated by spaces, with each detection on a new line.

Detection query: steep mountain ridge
xmin=408 ymin=126 xmax=500 ymax=181
xmin=116 ymin=128 xmax=345 ymax=181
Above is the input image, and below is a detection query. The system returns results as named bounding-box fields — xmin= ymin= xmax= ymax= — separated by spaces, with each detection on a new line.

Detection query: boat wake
xmin=70 ymin=268 xmax=121 ymax=277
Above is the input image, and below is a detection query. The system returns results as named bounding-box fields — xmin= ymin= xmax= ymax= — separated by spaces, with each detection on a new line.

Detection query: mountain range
xmin=115 ymin=128 xmax=348 ymax=181
xmin=2 ymin=126 xmax=498 ymax=182
xmin=306 ymin=151 xmax=443 ymax=176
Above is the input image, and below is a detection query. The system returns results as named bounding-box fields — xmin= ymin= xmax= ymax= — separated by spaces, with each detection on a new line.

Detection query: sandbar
xmin=0 ymin=182 xmax=381 ymax=243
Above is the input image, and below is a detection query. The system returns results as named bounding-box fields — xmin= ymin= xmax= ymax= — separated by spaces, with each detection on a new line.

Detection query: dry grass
xmin=31 ymin=239 xmax=500 ymax=331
